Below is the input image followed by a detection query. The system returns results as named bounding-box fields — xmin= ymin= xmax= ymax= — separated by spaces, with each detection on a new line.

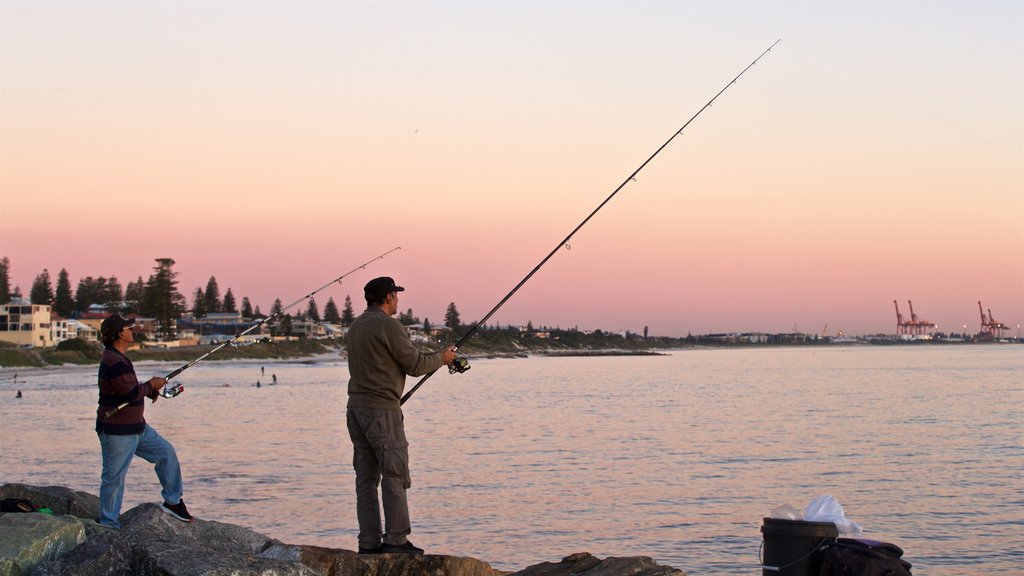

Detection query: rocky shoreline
xmin=0 ymin=483 xmax=686 ymax=576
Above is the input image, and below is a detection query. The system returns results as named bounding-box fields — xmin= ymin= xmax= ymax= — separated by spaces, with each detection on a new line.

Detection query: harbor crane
xmin=978 ymin=301 xmax=1008 ymax=339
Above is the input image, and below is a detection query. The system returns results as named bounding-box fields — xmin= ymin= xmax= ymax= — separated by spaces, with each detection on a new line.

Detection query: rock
xmin=509 ymin=552 xmax=686 ymax=576
xmin=0 ymin=513 xmax=86 ymax=575
xmin=31 ymin=530 xmax=133 ymax=576
xmin=0 ymin=484 xmax=689 ymax=576
xmin=118 ymin=503 xmax=315 ymax=575
xmin=0 ymin=483 xmax=100 ymax=521
xmin=259 ymin=543 xmax=508 ymax=576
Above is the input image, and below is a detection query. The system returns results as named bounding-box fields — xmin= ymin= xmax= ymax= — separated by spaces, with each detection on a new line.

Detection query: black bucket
xmin=760 ymin=517 xmax=838 ymax=575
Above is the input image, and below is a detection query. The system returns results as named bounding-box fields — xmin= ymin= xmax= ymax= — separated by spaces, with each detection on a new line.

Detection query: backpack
xmin=819 ymin=538 xmax=912 ymax=576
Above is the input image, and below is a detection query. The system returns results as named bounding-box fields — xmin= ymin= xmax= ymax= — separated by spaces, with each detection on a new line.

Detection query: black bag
xmin=819 ymin=538 xmax=912 ymax=576
xmin=0 ymin=498 xmax=36 ymax=513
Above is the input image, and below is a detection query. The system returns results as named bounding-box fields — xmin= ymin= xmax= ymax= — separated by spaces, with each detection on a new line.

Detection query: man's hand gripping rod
xmin=103 ymin=247 xmax=402 ymax=418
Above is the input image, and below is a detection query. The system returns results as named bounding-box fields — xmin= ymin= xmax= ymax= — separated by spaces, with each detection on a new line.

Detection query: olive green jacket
xmin=346 ymin=306 xmax=447 ymax=410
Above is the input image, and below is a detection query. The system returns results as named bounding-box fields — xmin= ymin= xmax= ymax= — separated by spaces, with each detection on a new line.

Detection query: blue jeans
xmin=97 ymin=424 xmax=183 ymax=528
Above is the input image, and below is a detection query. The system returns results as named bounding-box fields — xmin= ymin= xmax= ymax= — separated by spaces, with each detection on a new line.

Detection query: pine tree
xmin=241 ymin=297 xmax=253 ymax=318
xmin=323 ymin=297 xmax=341 ymax=323
xmin=141 ymin=258 xmax=186 ymax=338
xmin=30 ymin=269 xmax=54 ymax=304
xmin=270 ymin=298 xmax=283 ymax=317
xmin=0 ymin=257 xmax=11 ymax=305
xmin=307 ymin=297 xmax=320 ymax=322
xmin=444 ymin=302 xmax=461 ymax=331
xmin=101 ymin=276 xmax=123 ymax=307
xmin=192 ymin=287 xmax=207 ymax=318
xmin=222 ymin=288 xmax=237 ymax=313
xmin=204 ymin=276 xmax=222 ymax=314
xmin=54 ymin=268 xmax=75 ymax=317
xmin=124 ymin=276 xmax=145 ymax=314
xmin=341 ymin=295 xmax=355 ymax=326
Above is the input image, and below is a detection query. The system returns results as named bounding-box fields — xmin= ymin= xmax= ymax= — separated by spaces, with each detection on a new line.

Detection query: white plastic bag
xmin=804 ymin=495 xmax=863 ymax=536
xmin=768 ymin=503 xmax=802 ymax=520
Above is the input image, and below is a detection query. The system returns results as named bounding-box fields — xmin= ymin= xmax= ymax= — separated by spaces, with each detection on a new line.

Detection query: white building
xmin=0 ymin=303 xmax=56 ymax=348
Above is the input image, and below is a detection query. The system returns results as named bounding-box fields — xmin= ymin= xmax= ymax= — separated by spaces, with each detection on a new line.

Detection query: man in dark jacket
xmin=95 ymin=313 xmax=192 ymax=528
xmin=346 ymin=277 xmax=456 ymax=554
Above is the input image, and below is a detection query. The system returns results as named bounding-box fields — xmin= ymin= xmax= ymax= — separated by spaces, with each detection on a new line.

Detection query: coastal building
xmin=69 ymin=319 xmax=98 ymax=342
xmin=0 ymin=303 xmax=56 ymax=347
xmin=49 ymin=311 xmax=70 ymax=344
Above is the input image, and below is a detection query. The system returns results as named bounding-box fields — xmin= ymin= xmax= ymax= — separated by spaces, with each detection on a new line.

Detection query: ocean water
xmin=1 ymin=345 xmax=1021 ymax=574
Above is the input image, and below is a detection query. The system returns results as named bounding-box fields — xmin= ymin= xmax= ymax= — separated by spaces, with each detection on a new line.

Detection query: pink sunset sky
xmin=1 ymin=1 xmax=1021 ymax=338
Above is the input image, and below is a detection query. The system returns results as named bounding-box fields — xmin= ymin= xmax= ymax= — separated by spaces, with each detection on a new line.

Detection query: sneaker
xmin=358 ymin=545 xmax=383 ymax=555
xmin=160 ymin=499 xmax=193 ymax=522
xmin=380 ymin=541 xmax=424 ymax=555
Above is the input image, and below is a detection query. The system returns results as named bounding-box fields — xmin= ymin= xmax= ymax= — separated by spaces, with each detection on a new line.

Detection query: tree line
xmin=0 ymin=257 xmax=467 ymax=339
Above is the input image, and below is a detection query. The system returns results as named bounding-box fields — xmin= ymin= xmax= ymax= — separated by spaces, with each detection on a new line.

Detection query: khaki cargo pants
xmin=346 ymin=407 xmax=412 ymax=548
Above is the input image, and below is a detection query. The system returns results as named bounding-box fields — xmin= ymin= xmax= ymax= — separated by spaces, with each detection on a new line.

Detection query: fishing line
xmin=401 ymin=247 xmax=637 ymax=329
xmin=785 ymin=40 xmax=1021 ymax=161
xmin=401 ymin=39 xmax=782 ymax=405
xmin=103 ymin=247 xmax=401 ymax=418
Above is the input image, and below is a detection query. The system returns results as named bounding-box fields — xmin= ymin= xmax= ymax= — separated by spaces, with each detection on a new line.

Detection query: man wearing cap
xmin=346 ymin=277 xmax=457 ymax=555
xmin=95 ymin=313 xmax=192 ymax=528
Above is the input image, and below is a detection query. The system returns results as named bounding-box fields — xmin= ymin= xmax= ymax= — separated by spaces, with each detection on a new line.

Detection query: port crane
xmin=907 ymin=300 xmax=936 ymax=336
xmin=978 ymin=301 xmax=1008 ymax=339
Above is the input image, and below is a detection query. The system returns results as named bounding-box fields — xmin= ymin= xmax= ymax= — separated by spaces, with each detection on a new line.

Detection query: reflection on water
xmin=1 ymin=346 xmax=1021 ymax=574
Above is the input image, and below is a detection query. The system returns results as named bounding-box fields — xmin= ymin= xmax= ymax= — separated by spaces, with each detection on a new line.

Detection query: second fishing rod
xmin=401 ymin=40 xmax=782 ymax=405
xmin=103 ymin=247 xmax=401 ymax=418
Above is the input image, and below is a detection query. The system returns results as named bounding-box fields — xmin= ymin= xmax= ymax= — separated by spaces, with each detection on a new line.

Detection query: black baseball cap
xmin=364 ymin=277 xmax=404 ymax=301
xmin=100 ymin=313 xmax=135 ymax=340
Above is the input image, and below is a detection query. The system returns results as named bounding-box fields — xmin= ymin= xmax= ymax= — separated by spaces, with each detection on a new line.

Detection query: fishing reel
xmin=448 ymin=356 xmax=471 ymax=374
xmin=150 ymin=381 xmax=184 ymax=402
xmin=161 ymin=382 xmax=185 ymax=398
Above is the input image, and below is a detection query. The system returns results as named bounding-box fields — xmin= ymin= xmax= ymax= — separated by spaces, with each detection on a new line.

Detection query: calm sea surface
xmin=1 ymin=346 xmax=1021 ymax=574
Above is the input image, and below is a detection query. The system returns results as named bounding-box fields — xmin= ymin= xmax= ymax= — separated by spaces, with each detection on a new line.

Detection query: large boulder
xmin=31 ymin=530 xmax=133 ymax=576
xmin=0 ymin=484 xmax=100 ymax=522
xmin=259 ymin=542 xmax=508 ymax=576
xmin=117 ymin=503 xmax=316 ymax=575
xmin=509 ymin=552 xmax=686 ymax=576
xmin=0 ymin=513 xmax=87 ymax=575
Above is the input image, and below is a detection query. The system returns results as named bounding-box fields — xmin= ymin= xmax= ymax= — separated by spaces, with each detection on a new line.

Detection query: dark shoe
xmin=380 ymin=541 xmax=424 ymax=554
xmin=160 ymin=499 xmax=193 ymax=522
xmin=358 ymin=545 xmax=383 ymax=555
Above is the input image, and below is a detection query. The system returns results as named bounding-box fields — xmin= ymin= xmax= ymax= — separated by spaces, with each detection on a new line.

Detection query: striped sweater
xmin=95 ymin=347 xmax=154 ymax=435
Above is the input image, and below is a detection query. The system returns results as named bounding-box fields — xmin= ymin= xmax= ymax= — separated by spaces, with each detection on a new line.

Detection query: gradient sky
xmin=1 ymin=1 xmax=1021 ymax=338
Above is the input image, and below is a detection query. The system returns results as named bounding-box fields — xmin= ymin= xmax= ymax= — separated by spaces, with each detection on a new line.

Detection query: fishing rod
xmin=103 ymin=246 xmax=401 ymax=418
xmin=401 ymin=39 xmax=782 ymax=405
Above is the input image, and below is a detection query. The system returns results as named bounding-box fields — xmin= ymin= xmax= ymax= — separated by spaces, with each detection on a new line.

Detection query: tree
xmin=270 ymin=298 xmax=283 ymax=317
xmin=341 ymin=295 xmax=355 ymax=326
xmin=253 ymin=305 xmax=263 ymax=318
xmin=398 ymin=308 xmax=419 ymax=326
xmin=0 ymin=257 xmax=11 ymax=305
xmin=241 ymin=297 xmax=253 ymax=319
xmin=204 ymin=276 xmax=222 ymax=314
xmin=191 ymin=287 xmax=207 ymax=318
xmin=444 ymin=302 xmax=461 ymax=331
xmin=307 ymin=297 xmax=320 ymax=322
xmin=423 ymin=318 xmax=431 ymax=333
xmin=222 ymin=288 xmax=237 ymax=313
xmin=124 ymin=276 xmax=145 ymax=314
xmin=279 ymin=314 xmax=293 ymax=337
xmin=54 ymin=268 xmax=75 ymax=317
xmin=101 ymin=277 xmax=123 ymax=307
xmin=30 ymin=269 xmax=54 ymax=304
xmin=323 ymin=297 xmax=341 ymax=323
xmin=141 ymin=258 xmax=186 ymax=338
